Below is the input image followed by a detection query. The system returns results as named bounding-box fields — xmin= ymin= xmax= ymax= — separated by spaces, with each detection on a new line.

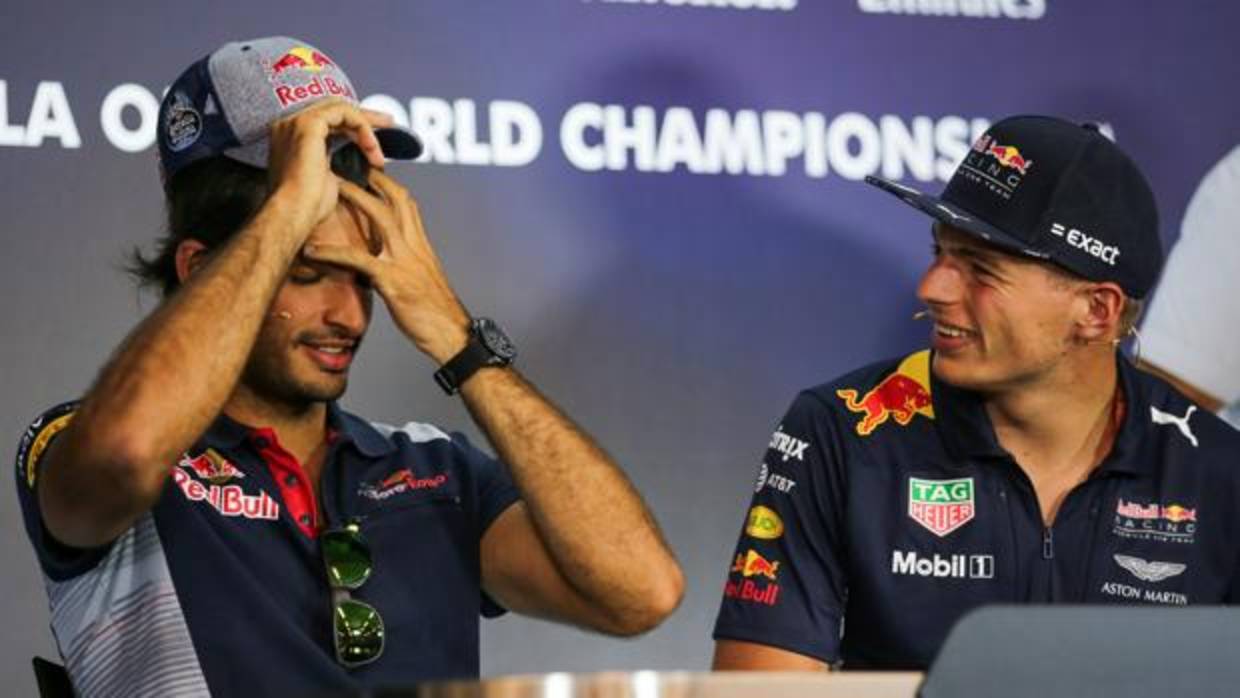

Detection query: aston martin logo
xmin=1113 ymin=554 xmax=1186 ymax=583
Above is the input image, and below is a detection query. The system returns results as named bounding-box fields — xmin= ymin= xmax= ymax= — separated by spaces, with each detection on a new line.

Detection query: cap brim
xmin=223 ymin=126 xmax=424 ymax=170
xmin=863 ymin=175 xmax=1052 ymax=262
xmin=375 ymin=126 xmax=423 ymax=161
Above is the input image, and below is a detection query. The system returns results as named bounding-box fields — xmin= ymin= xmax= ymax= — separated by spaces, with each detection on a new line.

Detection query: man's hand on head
xmin=303 ymin=170 xmax=472 ymax=364
xmin=264 ymin=97 xmax=394 ymax=241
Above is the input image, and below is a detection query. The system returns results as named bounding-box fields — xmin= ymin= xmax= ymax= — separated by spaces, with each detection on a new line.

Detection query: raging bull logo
xmin=725 ymin=549 xmax=781 ymax=606
xmin=837 ymin=350 xmax=935 ymax=436
xmin=179 ymin=448 xmax=245 ymax=484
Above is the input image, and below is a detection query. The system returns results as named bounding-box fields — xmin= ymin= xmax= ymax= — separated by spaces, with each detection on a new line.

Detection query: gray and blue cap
xmin=157 ymin=36 xmax=422 ymax=179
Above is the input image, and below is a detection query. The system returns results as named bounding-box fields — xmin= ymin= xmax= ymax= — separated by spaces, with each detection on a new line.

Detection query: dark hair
xmin=129 ymin=145 xmax=371 ymax=297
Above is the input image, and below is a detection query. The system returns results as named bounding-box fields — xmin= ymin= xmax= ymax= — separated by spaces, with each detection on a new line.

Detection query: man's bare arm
xmin=306 ymin=172 xmax=684 ymax=635
xmin=712 ymin=639 xmax=829 ymax=671
xmin=465 ymin=369 xmax=684 ymax=635
xmin=38 ymin=100 xmax=390 ymax=548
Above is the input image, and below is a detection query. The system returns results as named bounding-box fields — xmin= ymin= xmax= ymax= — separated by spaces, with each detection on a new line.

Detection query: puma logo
xmin=1150 ymin=405 xmax=1199 ymax=448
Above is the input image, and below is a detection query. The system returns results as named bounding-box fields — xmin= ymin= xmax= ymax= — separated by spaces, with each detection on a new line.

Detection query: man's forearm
xmin=40 ymin=198 xmax=304 ymax=545
xmin=460 ymin=367 xmax=684 ymax=627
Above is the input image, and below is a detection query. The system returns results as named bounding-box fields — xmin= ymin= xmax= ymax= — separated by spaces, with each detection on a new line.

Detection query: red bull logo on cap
xmin=986 ymin=142 xmax=1033 ymax=175
xmin=837 ymin=350 xmax=936 ymax=436
xmin=267 ymin=46 xmax=355 ymax=109
xmin=270 ymin=46 xmax=336 ymax=75
xmin=960 ymin=134 xmax=1033 ymax=200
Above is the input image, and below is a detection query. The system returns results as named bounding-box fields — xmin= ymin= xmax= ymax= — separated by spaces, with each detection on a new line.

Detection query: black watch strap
xmin=434 ymin=339 xmax=493 ymax=395
xmin=433 ymin=318 xmax=516 ymax=395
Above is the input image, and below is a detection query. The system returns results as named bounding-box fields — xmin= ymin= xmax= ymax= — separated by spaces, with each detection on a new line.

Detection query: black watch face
xmin=475 ymin=318 xmax=517 ymax=362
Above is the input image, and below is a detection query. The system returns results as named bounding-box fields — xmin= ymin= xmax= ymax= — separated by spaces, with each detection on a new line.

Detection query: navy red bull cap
xmin=157 ymin=36 xmax=423 ymax=180
xmin=866 ymin=115 xmax=1163 ymax=299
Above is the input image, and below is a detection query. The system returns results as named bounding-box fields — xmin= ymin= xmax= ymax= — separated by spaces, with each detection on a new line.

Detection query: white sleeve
xmin=1141 ymin=144 xmax=1240 ymax=405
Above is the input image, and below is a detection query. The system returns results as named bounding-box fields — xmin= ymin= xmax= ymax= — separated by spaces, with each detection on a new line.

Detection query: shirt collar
xmin=329 ymin=403 xmax=394 ymax=458
xmin=200 ymin=403 xmax=393 ymax=459
xmin=932 ymin=352 xmax=1153 ymax=477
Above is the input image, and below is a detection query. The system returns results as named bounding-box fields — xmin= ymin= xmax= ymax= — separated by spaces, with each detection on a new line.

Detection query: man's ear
xmin=1075 ymin=281 xmax=1126 ymax=344
xmin=173 ymin=239 xmax=211 ymax=284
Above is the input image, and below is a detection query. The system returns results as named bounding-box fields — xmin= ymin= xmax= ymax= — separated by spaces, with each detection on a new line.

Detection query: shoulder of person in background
xmin=1138 ymin=144 xmax=1240 ymax=427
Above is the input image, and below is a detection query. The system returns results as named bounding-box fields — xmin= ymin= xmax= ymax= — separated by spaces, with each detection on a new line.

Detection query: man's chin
xmin=274 ymin=374 xmax=349 ymax=406
xmin=930 ymin=356 xmax=987 ymax=392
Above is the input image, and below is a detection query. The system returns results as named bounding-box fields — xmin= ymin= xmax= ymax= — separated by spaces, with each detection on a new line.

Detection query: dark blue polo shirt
xmin=712 ymin=350 xmax=1240 ymax=670
xmin=15 ymin=402 xmax=519 ymax=697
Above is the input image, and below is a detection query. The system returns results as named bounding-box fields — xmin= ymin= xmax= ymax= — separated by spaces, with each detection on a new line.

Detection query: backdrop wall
xmin=3 ymin=1 xmax=1237 ymax=694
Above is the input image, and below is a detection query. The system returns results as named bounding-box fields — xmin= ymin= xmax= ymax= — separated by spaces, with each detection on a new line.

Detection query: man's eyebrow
xmin=932 ymin=224 xmax=1006 ymax=265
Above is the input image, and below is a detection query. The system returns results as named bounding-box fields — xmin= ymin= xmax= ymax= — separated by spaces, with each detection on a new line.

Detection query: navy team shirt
xmin=713 ymin=350 xmax=1240 ymax=669
xmin=16 ymin=401 xmax=519 ymax=697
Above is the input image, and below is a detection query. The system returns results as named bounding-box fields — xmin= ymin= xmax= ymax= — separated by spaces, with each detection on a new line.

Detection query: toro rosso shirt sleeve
xmin=449 ymin=431 xmax=521 ymax=618
xmin=712 ymin=390 xmax=849 ymax=664
xmin=14 ymin=401 xmax=116 ymax=581
xmin=449 ymin=431 xmax=520 ymax=535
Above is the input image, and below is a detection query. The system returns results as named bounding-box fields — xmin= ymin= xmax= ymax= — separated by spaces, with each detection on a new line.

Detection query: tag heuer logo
xmin=908 ymin=477 xmax=975 ymax=537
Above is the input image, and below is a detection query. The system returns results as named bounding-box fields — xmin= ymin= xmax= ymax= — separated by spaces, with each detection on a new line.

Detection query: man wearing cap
xmin=15 ymin=37 xmax=683 ymax=696
xmin=711 ymin=116 xmax=1240 ymax=671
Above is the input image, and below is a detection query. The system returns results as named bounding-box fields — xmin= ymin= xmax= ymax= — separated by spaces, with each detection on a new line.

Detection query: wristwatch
xmin=433 ymin=317 xmax=517 ymax=395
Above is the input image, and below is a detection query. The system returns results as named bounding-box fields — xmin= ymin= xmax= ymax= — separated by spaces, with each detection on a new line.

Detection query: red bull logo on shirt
xmin=723 ymin=578 xmax=781 ymax=607
xmin=731 ymin=549 xmax=780 ymax=580
xmin=1113 ymin=498 xmax=1197 ymax=544
xmin=179 ymin=448 xmax=244 ymax=485
xmin=726 ymin=549 xmax=782 ymax=606
xmin=908 ymin=477 xmax=975 ymax=537
xmin=837 ymin=351 xmax=936 ymax=436
xmin=171 ymin=468 xmax=278 ymax=520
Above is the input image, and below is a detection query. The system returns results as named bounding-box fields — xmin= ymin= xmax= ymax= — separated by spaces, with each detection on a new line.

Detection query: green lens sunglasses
xmin=321 ymin=521 xmax=385 ymax=668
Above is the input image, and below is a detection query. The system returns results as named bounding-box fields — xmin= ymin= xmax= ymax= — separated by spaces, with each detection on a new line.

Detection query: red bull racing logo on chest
xmin=1113 ymin=498 xmax=1197 ymax=544
xmin=837 ymin=351 xmax=935 ymax=436
xmin=908 ymin=477 xmax=975 ymax=537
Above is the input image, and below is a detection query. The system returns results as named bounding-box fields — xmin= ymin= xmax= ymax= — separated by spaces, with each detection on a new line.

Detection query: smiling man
xmin=711 ymin=116 xmax=1240 ymax=671
xmin=15 ymin=37 xmax=682 ymax=696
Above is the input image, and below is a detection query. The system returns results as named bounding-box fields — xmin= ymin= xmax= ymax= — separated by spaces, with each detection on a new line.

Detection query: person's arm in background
xmin=1138 ymin=145 xmax=1240 ymax=423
